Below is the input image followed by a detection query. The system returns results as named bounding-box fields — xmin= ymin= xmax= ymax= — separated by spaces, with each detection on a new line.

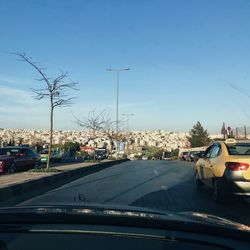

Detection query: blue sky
xmin=0 ymin=0 xmax=250 ymax=133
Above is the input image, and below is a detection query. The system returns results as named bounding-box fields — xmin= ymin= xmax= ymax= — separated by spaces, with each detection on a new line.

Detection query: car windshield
xmin=227 ymin=143 xmax=250 ymax=155
xmin=39 ymin=149 xmax=49 ymax=154
xmin=1 ymin=0 xmax=250 ymax=234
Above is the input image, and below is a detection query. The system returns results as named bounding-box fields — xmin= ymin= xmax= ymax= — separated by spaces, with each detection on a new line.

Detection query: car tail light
xmin=225 ymin=162 xmax=249 ymax=171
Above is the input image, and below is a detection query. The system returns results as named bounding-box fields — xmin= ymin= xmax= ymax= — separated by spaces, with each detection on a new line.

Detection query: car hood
xmin=0 ymin=204 xmax=249 ymax=233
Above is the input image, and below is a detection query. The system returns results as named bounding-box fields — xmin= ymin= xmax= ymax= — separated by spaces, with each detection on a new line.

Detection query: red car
xmin=0 ymin=147 xmax=41 ymax=174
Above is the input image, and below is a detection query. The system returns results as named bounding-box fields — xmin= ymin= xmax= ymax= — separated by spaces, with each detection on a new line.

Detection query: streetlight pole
xmin=116 ymin=71 xmax=119 ymax=134
xmin=122 ymin=113 xmax=134 ymax=132
xmin=107 ymin=68 xmax=130 ymax=158
xmin=122 ymin=113 xmax=134 ymax=158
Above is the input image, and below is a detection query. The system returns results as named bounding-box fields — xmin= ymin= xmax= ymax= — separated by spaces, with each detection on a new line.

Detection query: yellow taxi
xmin=195 ymin=138 xmax=250 ymax=201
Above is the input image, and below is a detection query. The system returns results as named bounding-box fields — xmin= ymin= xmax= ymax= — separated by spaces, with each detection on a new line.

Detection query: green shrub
xmin=171 ymin=156 xmax=178 ymax=160
xmin=29 ymin=168 xmax=59 ymax=173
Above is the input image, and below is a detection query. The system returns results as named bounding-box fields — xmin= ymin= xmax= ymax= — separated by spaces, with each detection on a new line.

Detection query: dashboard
xmin=0 ymin=223 xmax=249 ymax=250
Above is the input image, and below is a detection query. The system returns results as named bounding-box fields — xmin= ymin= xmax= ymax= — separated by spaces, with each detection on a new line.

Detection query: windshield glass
xmin=1 ymin=0 xmax=250 ymax=233
xmin=227 ymin=143 xmax=250 ymax=155
xmin=39 ymin=149 xmax=49 ymax=154
xmin=0 ymin=148 xmax=19 ymax=156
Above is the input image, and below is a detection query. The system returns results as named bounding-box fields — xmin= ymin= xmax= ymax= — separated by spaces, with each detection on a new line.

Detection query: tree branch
xmin=13 ymin=52 xmax=51 ymax=88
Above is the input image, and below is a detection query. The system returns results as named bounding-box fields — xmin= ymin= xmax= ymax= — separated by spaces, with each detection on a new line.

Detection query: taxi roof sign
xmin=225 ymin=138 xmax=237 ymax=144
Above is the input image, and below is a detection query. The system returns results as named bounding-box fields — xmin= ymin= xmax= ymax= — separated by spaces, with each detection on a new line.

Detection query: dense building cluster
xmin=0 ymin=128 xmax=221 ymax=153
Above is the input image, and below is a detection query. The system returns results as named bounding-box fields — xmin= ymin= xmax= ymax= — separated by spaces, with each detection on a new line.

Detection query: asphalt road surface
xmin=18 ymin=160 xmax=250 ymax=226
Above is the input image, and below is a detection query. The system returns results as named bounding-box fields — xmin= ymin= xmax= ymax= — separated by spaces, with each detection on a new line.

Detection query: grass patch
xmin=84 ymin=160 xmax=100 ymax=163
xmin=29 ymin=168 xmax=60 ymax=173
xmin=171 ymin=156 xmax=178 ymax=160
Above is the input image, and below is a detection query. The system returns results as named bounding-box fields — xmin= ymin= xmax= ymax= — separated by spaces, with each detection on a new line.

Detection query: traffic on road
xmin=2 ymin=159 xmax=247 ymax=226
xmin=2 ymin=153 xmax=250 ymax=248
xmin=2 ymin=1 xmax=250 ymax=248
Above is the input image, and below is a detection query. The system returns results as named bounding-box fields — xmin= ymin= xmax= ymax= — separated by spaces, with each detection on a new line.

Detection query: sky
xmin=0 ymin=0 xmax=250 ymax=133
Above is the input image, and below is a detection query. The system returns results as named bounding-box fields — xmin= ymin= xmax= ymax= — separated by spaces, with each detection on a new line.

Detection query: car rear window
xmin=226 ymin=143 xmax=250 ymax=155
xmin=40 ymin=149 xmax=49 ymax=154
xmin=0 ymin=149 xmax=6 ymax=155
xmin=0 ymin=148 xmax=19 ymax=156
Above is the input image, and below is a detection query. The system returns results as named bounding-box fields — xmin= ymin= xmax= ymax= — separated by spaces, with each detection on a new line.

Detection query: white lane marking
xmin=153 ymin=169 xmax=159 ymax=176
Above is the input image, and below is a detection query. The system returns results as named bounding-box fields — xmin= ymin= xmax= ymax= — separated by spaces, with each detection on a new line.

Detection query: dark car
xmin=0 ymin=146 xmax=41 ymax=174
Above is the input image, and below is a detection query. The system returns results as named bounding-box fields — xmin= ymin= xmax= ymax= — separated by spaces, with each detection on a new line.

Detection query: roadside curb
xmin=0 ymin=159 xmax=129 ymax=205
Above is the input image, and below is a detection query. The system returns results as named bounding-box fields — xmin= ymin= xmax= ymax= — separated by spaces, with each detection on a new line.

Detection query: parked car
xmin=180 ymin=152 xmax=189 ymax=161
xmin=162 ymin=151 xmax=172 ymax=160
xmin=195 ymin=138 xmax=250 ymax=201
xmin=192 ymin=151 xmax=205 ymax=162
xmin=186 ymin=151 xmax=204 ymax=162
xmin=0 ymin=146 xmax=41 ymax=173
xmin=39 ymin=149 xmax=61 ymax=164
xmin=185 ymin=152 xmax=193 ymax=162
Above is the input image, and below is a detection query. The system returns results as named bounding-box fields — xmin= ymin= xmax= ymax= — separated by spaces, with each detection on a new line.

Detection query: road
xmin=18 ymin=160 xmax=250 ymax=226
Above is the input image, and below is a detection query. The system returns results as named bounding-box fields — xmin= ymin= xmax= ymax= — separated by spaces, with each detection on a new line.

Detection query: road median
xmin=0 ymin=159 xmax=129 ymax=205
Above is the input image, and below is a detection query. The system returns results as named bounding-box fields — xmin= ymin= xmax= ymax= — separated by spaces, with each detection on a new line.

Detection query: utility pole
xmin=236 ymin=127 xmax=238 ymax=139
xmin=122 ymin=113 xmax=134 ymax=132
xmin=107 ymin=68 xmax=130 ymax=158
xmin=122 ymin=113 xmax=134 ymax=158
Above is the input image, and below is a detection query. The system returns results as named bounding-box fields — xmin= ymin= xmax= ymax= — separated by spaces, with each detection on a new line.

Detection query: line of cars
xmin=0 ymin=146 xmax=63 ymax=174
xmin=0 ymin=146 xmax=108 ymax=174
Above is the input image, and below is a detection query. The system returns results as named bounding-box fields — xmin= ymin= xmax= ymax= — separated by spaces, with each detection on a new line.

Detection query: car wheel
xmin=195 ymin=170 xmax=202 ymax=189
xmin=8 ymin=163 xmax=16 ymax=174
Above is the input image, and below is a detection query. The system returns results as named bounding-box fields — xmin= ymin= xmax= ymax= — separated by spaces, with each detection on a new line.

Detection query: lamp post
xmin=107 ymin=68 xmax=130 ymax=158
xmin=122 ymin=113 xmax=134 ymax=158
xmin=122 ymin=113 xmax=134 ymax=132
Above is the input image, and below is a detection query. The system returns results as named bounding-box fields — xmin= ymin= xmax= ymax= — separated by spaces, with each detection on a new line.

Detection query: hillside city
xmin=0 ymin=128 xmax=222 ymax=156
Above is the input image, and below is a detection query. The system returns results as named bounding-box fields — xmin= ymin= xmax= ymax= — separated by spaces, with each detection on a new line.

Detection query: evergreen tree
xmin=188 ymin=121 xmax=210 ymax=147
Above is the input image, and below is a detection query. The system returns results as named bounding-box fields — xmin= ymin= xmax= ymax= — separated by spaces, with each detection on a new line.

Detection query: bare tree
xmin=14 ymin=52 xmax=78 ymax=170
xmin=102 ymin=117 xmax=116 ymax=157
xmin=102 ymin=116 xmax=127 ymax=158
xmin=74 ymin=110 xmax=106 ymax=162
xmin=74 ymin=109 xmax=128 ymax=160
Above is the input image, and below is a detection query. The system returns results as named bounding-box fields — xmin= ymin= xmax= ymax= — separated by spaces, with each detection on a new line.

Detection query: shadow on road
xmin=49 ymin=161 xmax=178 ymax=194
xmin=131 ymin=178 xmax=250 ymax=226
